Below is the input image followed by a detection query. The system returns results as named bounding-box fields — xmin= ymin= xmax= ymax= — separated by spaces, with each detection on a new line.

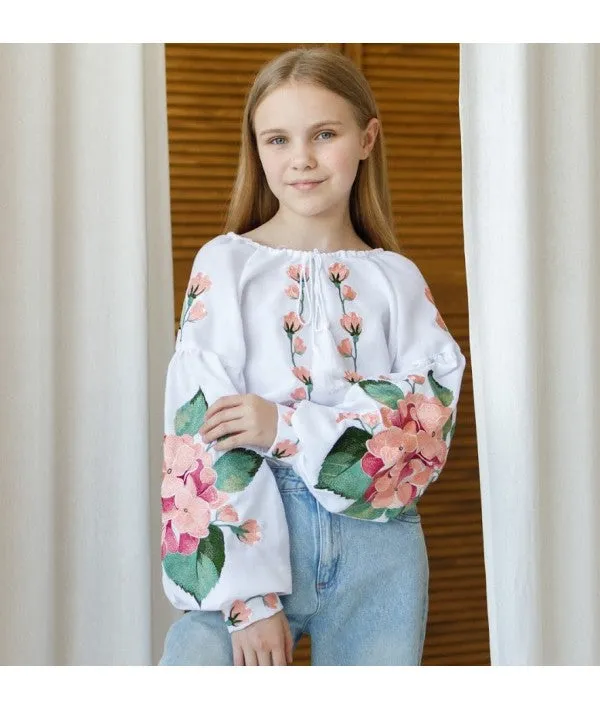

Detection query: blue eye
xmin=317 ymin=131 xmax=334 ymax=140
xmin=269 ymin=136 xmax=286 ymax=145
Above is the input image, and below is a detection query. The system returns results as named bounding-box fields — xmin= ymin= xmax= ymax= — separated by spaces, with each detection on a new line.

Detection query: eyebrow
xmin=258 ymin=120 xmax=344 ymax=138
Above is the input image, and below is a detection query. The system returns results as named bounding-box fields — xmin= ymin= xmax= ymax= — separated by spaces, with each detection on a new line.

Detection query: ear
xmin=360 ymin=117 xmax=380 ymax=160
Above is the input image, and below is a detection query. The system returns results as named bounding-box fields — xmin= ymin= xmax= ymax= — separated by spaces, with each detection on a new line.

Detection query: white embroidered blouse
xmin=161 ymin=231 xmax=467 ymax=633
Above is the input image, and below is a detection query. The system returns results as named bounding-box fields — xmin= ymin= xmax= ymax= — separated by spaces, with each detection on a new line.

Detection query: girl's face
xmin=253 ymin=81 xmax=379 ymax=221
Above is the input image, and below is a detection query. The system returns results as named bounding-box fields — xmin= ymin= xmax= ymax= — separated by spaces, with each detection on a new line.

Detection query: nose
xmin=290 ymin=140 xmax=316 ymax=170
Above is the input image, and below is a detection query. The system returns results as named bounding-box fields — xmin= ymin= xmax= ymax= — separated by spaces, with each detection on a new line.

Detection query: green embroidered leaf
xmin=442 ymin=412 xmax=454 ymax=441
xmin=358 ymin=379 xmax=405 ymax=408
xmin=175 ymin=386 xmax=208 ymax=436
xmin=163 ymin=553 xmax=201 ymax=604
xmin=448 ymin=420 xmax=456 ymax=442
xmin=427 ymin=369 xmax=454 ymax=407
xmin=162 ymin=524 xmax=225 ymax=604
xmin=315 ymin=428 xmax=372 ymax=500
xmin=384 ymin=501 xmax=419 ymax=520
xmin=195 ymin=525 xmax=226 ymax=599
xmin=214 ymin=448 xmax=263 ymax=492
xmin=343 ymin=499 xmax=385 ymax=520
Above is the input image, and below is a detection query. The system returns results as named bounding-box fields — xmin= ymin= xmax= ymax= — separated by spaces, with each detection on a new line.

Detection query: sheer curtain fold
xmin=0 ymin=43 xmax=176 ymax=664
xmin=460 ymin=43 xmax=600 ymax=665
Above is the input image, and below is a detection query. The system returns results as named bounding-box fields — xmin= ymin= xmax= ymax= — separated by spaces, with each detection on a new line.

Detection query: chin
xmin=280 ymin=197 xmax=343 ymax=219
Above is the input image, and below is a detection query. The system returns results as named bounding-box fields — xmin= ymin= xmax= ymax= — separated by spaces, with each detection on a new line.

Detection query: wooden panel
xmin=164 ymin=43 xmax=487 ymax=666
xmin=360 ymin=43 xmax=487 ymax=666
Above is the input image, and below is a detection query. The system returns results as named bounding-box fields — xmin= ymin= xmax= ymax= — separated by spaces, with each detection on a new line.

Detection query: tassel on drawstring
xmin=295 ymin=250 xmax=327 ymax=332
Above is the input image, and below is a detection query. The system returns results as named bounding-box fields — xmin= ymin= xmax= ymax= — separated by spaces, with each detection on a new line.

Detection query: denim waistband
xmin=266 ymin=459 xmax=307 ymax=489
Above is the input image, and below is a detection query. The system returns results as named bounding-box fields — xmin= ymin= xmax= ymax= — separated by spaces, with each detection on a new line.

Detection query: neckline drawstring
xmin=295 ymin=250 xmax=328 ymax=333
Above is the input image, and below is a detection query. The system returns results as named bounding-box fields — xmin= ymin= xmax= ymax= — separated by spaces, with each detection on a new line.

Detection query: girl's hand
xmin=231 ymin=610 xmax=294 ymax=666
xmin=200 ymin=394 xmax=278 ymax=451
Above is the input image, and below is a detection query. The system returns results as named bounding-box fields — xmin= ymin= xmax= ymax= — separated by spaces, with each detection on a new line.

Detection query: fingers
xmin=271 ymin=647 xmax=288 ymax=666
xmin=232 ymin=641 xmax=245 ymax=667
xmin=203 ymin=395 xmax=243 ymax=421
xmin=202 ymin=420 xmax=244 ymax=446
xmin=256 ymin=650 xmax=272 ymax=666
xmin=235 ymin=645 xmax=284 ymax=666
xmin=200 ymin=408 xmax=244 ymax=439
xmin=285 ymin=625 xmax=294 ymax=665
xmin=243 ymin=648 xmax=258 ymax=665
xmin=229 ymin=609 xmax=291 ymax=666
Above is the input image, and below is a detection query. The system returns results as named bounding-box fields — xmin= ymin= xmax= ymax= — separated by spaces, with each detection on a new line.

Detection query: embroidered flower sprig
xmin=179 ymin=272 xmax=212 ymax=342
xmin=283 ymin=264 xmax=314 ymax=401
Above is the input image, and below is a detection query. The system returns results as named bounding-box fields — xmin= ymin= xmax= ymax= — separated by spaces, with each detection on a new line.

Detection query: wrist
xmin=222 ymin=593 xmax=283 ymax=633
xmin=265 ymin=403 xmax=299 ymax=460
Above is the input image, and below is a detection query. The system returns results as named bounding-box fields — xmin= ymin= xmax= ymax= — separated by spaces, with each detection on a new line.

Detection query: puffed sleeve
xmin=263 ymin=253 xmax=467 ymax=522
xmin=161 ymin=238 xmax=292 ymax=633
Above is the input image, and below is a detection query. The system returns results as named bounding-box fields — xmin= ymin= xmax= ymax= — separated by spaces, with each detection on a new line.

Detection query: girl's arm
xmin=263 ymin=257 xmax=467 ymax=522
xmin=161 ymin=240 xmax=291 ymax=633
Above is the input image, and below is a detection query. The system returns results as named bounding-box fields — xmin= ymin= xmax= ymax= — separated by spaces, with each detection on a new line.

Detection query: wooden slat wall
xmin=359 ymin=44 xmax=487 ymax=665
xmin=164 ymin=43 xmax=487 ymax=666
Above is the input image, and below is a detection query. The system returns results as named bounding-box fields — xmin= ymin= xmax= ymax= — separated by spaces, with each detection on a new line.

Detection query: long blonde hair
xmin=224 ymin=47 xmax=398 ymax=252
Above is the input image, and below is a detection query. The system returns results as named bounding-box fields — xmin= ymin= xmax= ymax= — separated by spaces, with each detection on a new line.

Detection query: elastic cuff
xmin=222 ymin=593 xmax=283 ymax=634
xmin=265 ymin=403 xmax=300 ymax=460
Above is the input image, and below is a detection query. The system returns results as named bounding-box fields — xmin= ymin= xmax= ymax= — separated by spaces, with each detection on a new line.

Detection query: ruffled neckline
xmin=224 ymin=231 xmax=385 ymax=258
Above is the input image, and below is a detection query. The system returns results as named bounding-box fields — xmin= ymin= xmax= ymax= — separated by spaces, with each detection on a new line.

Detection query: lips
xmin=289 ymin=179 xmax=325 ymax=190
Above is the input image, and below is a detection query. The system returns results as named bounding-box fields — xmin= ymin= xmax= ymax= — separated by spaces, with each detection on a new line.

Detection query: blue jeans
xmin=158 ymin=460 xmax=429 ymax=665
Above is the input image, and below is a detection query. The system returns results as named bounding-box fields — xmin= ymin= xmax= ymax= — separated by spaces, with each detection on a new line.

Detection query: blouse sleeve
xmin=161 ymin=239 xmax=292 ymax=633
xmin=263 ymin=254 xmax=467 ymax=522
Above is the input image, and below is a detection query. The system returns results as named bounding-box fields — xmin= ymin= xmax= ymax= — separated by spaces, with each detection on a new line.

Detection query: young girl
xmin=158 ymin=47 xmax=466 ymax=666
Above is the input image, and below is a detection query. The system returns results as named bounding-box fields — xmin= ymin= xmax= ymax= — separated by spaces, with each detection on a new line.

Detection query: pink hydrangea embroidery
xmin=344 ymin=370 xmax=364 ymax=383
xmin=217 ymin=505 xmax=239 ymax=523
xmin=292 ymin=366 xmax=312 ymax=386
xmin=361 ymin=392 xmax=453 ymax=509
xmin=236 ymin=519 xmax=261 ymax=545
xmin=338 ymin=338 xmax=353 ymax=358
xmin=282 ymin=409 xmax=295 ymax=426
xmin=293 ymin=337 xmax=306 ymax=355
xmin=425 ymin=286 xmax=449 ymax=331
xmin=328 ymin=262 xmax=349 ymax=283
xmin=226 ymin=600 xmax=252 ymax=627
xmin=263 ymin=593 xmax=279 ymax=609
xmin=271 ymin=439 xmax=299 ymax=459
xmin=342 ymin=284 xmax=356 ymax=300
xmin=341 ymin=312 xmax=363 ymax=337
xmin=283 ymin=312 xmax=303 ymax=335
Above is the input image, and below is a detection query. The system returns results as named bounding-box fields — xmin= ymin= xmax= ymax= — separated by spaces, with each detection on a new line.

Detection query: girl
xmin=158 ymin=47 xmax=466 ymax=666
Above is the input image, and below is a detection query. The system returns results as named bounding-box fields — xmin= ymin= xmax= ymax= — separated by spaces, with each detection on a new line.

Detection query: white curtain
xmin=460 ymin=43 xmax=600 ymax=665
xmin=0 ymin=44 xmax=177 ymax=664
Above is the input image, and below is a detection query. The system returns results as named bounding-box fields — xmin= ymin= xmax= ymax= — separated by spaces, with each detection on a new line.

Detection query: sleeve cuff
xmin=264 ymin=403 xmax=300 ymax=460
xmin=222 ymin=593 xmax=283 ymax=634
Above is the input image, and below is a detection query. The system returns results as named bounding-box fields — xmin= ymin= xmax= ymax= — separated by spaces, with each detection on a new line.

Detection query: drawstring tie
xmin=293 ymin=249 xmax=343 ymax=393
xmin=296 ymin=250 xmax=328 ymax=340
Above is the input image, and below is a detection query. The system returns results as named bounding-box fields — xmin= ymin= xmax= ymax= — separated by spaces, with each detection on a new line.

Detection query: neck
xmin=267 ymin=208 xmax=366 ymax=252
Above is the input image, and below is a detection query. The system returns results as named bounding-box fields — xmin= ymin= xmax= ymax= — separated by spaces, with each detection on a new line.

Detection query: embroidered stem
xmin=179 ymin=300 xmax=193 ymax=342
xmin=352 ymin=335 xmax=359 ymax=372
xmin=335 ymin=283 xmax=346 ymax=314
xmin=299 ymin=281 xmax=305 ymax=318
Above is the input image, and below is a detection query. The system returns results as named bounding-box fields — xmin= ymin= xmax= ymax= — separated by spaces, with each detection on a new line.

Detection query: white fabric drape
xmin=460 ymin=43 xmax=600 ymax=665
xmin=0 ymin=44 xmax=177 ymax=664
